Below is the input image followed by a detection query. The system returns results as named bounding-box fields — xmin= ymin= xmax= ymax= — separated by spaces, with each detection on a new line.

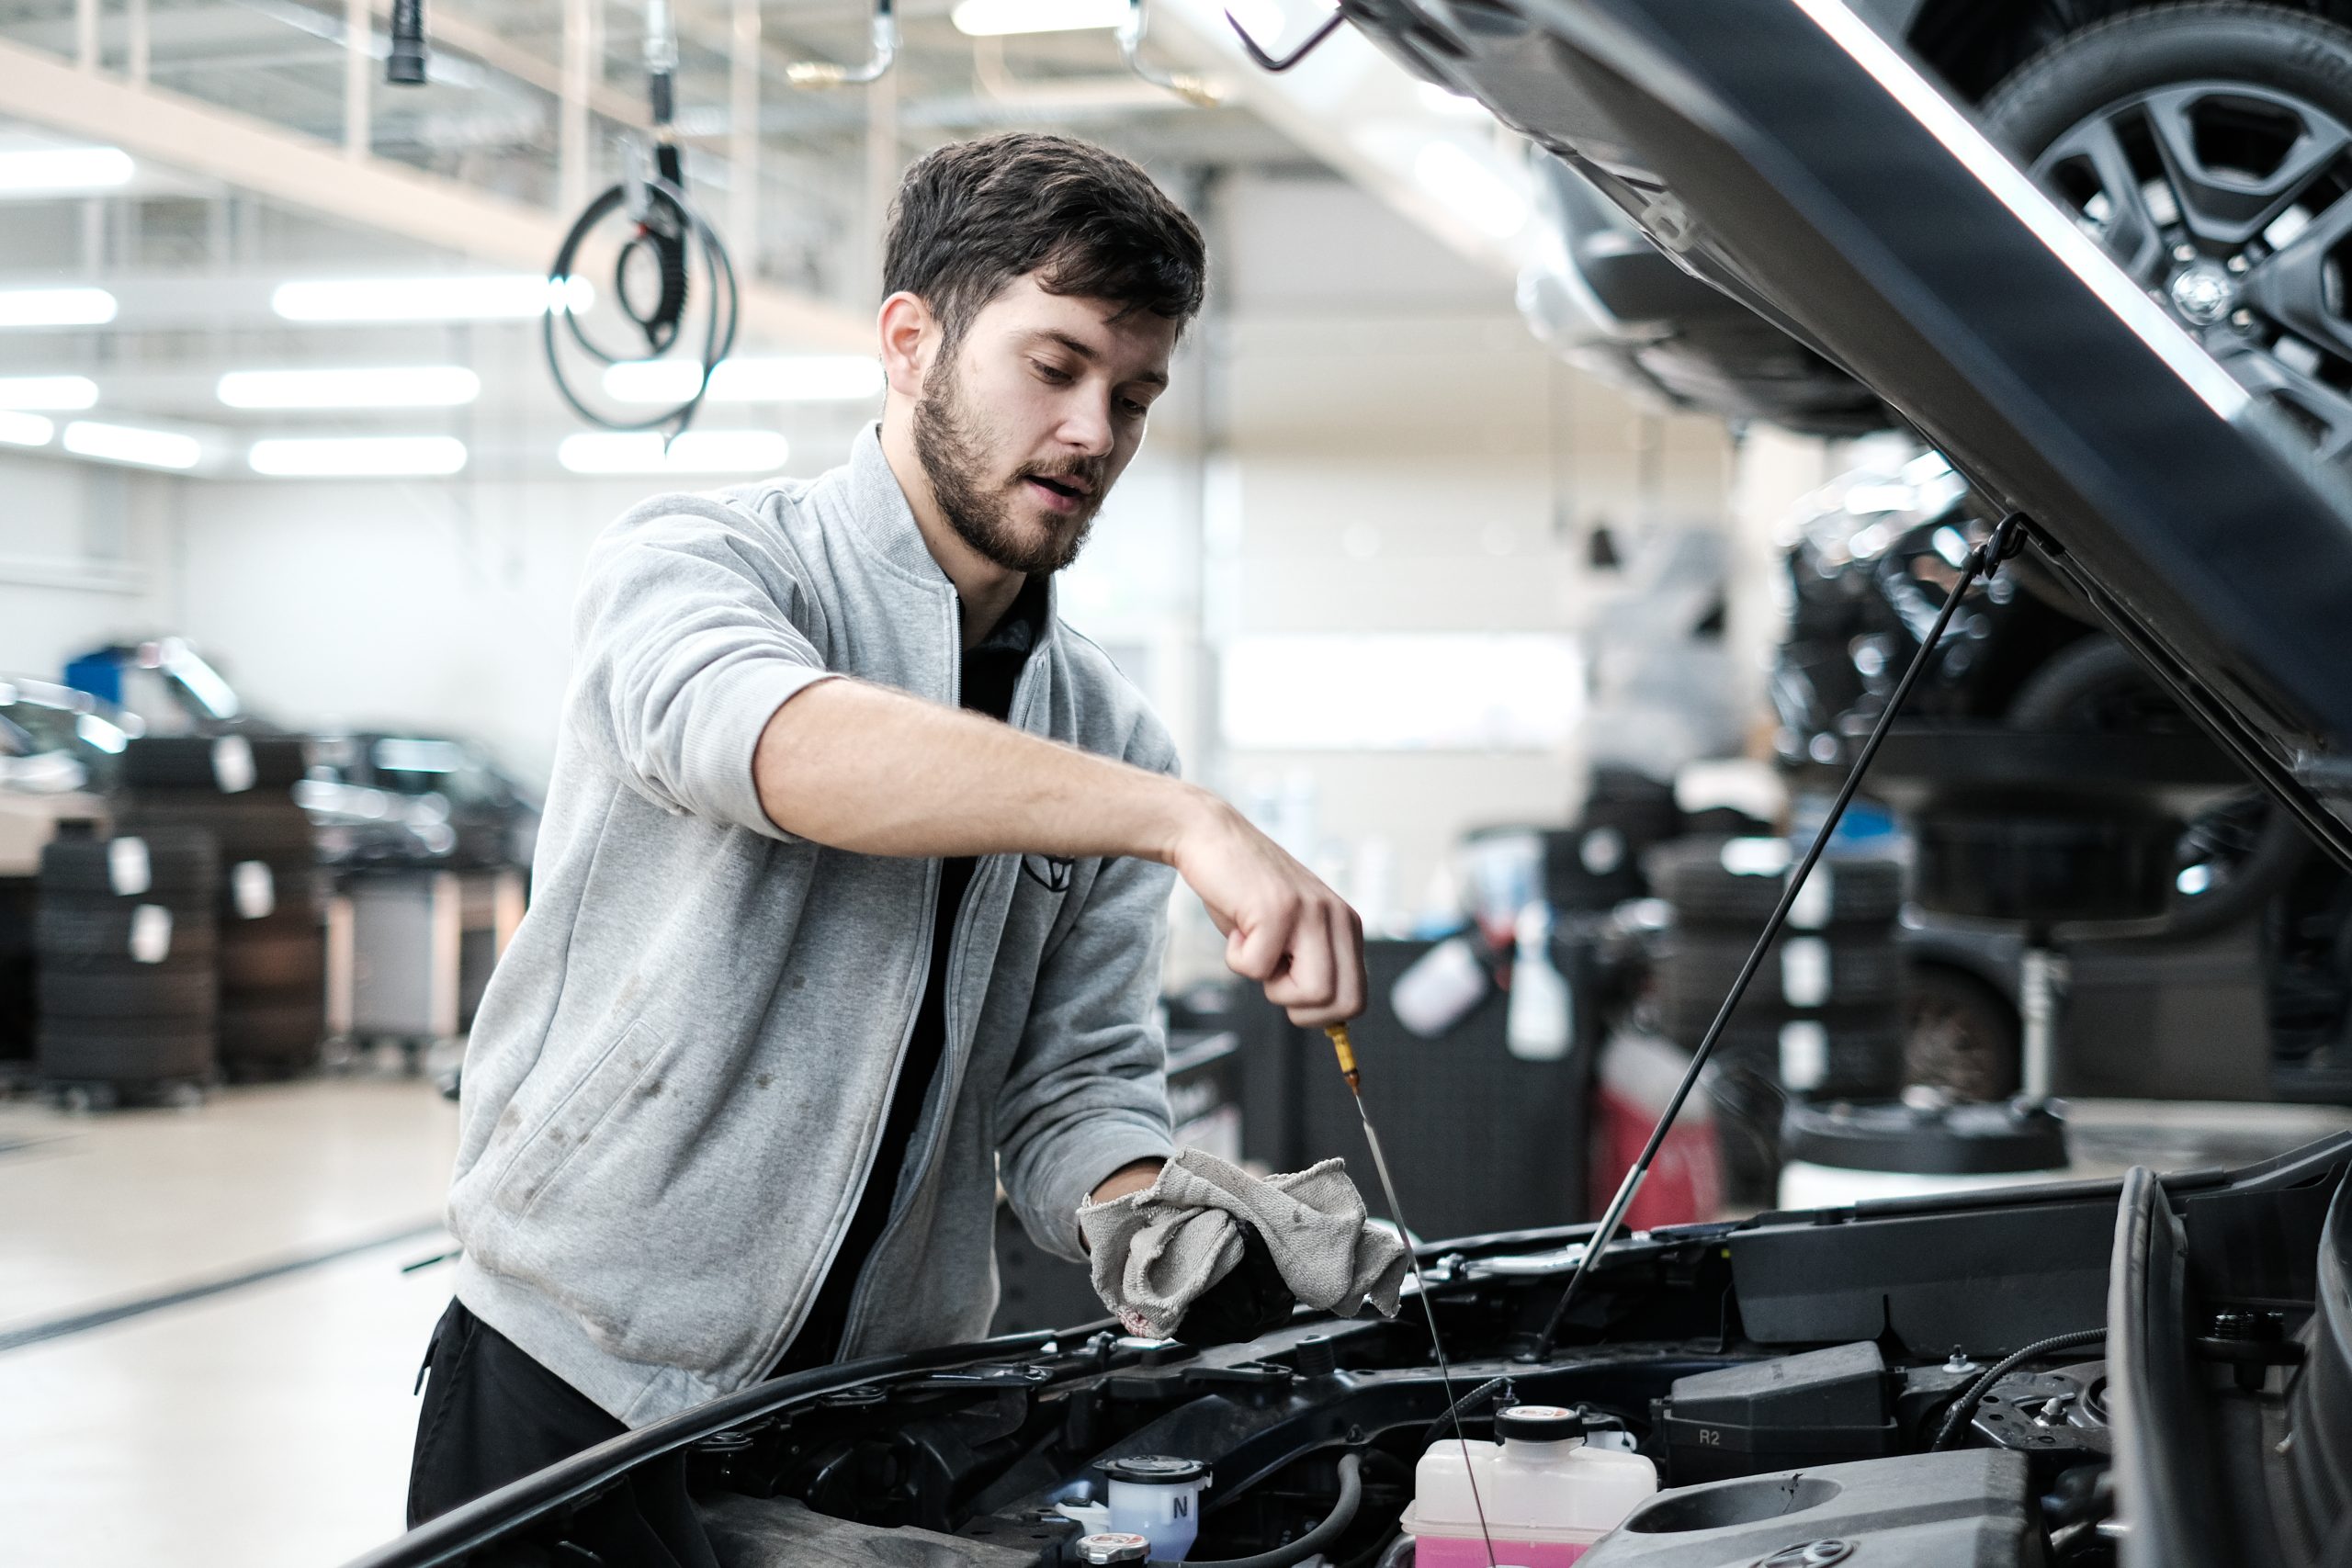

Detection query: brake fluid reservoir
xmin=1401 ymin=1404 xmax=1657 ymax=1567
xmin=1102 ymin=1454 xmax=1210 ymax=1562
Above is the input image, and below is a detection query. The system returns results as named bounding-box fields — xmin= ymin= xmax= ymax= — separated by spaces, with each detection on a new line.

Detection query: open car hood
xmin=1342 ymin=0 xmax=2352 ymax=863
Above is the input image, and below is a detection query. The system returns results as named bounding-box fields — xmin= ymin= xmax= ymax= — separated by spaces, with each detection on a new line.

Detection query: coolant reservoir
xmin=1102 ymin=1454 xmax=1210 ymax=1562
xmin=1401 ymin=1404 xmax=1657 ymax=1566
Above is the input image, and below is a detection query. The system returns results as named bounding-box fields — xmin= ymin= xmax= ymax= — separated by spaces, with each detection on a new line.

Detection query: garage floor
xmin=0 ymin=1073 xmax=459 ymax=1568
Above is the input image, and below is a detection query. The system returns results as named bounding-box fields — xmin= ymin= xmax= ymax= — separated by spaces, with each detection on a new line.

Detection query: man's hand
xmin=1166 ymin=796 xmax=1366 ymax=1029
xmin=755 ymin=679 xmax=1367 ymax=1024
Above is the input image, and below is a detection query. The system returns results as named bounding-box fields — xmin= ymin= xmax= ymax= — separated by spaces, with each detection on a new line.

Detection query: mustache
xmin=1020 ymin=458 xmax=1107 ymax=490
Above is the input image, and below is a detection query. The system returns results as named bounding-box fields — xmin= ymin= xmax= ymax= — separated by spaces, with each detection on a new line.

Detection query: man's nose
xmin=1057 ymin=393 xmax=1115 ymax=457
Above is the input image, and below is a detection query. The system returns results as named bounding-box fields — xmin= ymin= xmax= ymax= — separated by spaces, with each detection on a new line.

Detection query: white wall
xmin=1202 ymin=175 xmax=1737 ymax=923
xmin=172 ymin=471 xmax=648 ymax=784
xmin=10 ymin=175 xmax=1762 ymax=952
xmin=0 ymin=450 xmax=185 ymax=685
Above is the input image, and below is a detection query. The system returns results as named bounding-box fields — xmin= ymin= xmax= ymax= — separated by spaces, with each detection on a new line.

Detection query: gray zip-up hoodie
xmin=447 ymin=425 xmax=1179 ymax=1427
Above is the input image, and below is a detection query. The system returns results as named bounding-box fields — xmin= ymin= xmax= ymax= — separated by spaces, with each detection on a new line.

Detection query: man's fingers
xmin=1226 ymin=908 xmax=1290 ymax=982
xmin=1329 ymin=902 xmax=1366 ymax=1021
xmin=1275 ymin=903 xmax=1364 ymax=1028
xmin=1280 ymin=900 xmax=1338 ymax=1011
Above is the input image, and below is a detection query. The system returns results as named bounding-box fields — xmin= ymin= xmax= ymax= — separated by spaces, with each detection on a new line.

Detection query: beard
xmin=911 ymin=348 xmax=1104 ymax=576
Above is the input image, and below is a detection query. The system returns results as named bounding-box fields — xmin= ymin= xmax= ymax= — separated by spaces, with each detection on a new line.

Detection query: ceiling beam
xmin=0 ymin=34 xmax=871 ymax=352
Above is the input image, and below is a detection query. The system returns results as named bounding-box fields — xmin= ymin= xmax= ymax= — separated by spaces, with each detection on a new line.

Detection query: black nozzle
xmin=386 ymin=0 xmax=427 ymax=85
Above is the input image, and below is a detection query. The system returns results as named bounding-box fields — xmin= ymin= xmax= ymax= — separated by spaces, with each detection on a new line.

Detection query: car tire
xmin=1717 ymin=1021 xmax=1908 ymax=1100
xmin=2005 ymin=635 xmax=2311 ymax=937
xmin=39 ymin=832 xmax=220 ymax=898
xmin=1650 ymin=839 xmax=1903 ymax=929
xmin=37 ymin=965 xmax=216 ymax=1021
xmin=1984 ymin=4 xmax=2352 ymax=457
xmin=120 ymin=736 xmax=307 ymax=792
xmin=37 ymin=1024 xmax=216 ymax=1084
xmin=119 ymin=796 xmax=317 ymax=860
xmin=220 ymin=929 xmax=326 ymax=992
xmin=36 ymin=900 xmax=217 ymax=964
xmin=1661 ymin=931 xmax=1907 ymax=1006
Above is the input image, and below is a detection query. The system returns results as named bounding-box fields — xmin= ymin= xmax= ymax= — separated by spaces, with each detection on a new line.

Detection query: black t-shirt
xmin=773 ymin=578 xmax=1046 ymax=1375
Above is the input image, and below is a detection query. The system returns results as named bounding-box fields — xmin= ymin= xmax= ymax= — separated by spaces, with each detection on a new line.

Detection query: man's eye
xmin=1119 ymin=398 xmax=1150 ymax=419
xmin=1032 ymin=361 xmax=1072 ymax=384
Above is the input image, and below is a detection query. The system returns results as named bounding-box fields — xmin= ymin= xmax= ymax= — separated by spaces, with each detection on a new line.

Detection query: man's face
xmin=910 ymin=274 xmax=1179 ymax=575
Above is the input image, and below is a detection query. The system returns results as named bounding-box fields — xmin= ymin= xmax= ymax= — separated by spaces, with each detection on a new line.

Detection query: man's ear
xmin=876 ymin=291 xmax=936 ymax=400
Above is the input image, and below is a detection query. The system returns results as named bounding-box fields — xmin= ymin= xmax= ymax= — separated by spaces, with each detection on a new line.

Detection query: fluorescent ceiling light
xmin=602 ymin=355 xmax=885 ymax=405
xmin=1412 ymin=141 xmax=1529 ymax=239
xmin=218 ymin=366 xmax=481 ymax=410
xmin=248 ymin=435 xmax=469 ymax=477
xmin=0 ymin=288 xmax=118 ymax=328
xmin=952 ymin=0 xmax=1125 ymax=34
xmin=62 ymin=420 xmax=203 ymax=470
xmin=0 ymin=412 xmax=55 ymax=447
xmin=557 ymin=429 xmax=790 ymax=475
xmin=270 ymin=275 xmax=592 ymax=323
xmin=0 ymin=375 xmax=97 ymax=411
xmin=0 ymin=147 xmax=134 ymax=195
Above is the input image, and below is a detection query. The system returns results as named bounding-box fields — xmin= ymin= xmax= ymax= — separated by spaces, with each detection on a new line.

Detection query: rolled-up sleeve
xmin=570 ymin=500 xmax=839 ymax=838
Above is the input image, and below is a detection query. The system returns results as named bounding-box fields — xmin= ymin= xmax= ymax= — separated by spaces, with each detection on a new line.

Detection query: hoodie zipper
xmin=831 ymin=617 xmax=1050 ymax=1359
xmin=749 ymin=587 xmax=964 ymax=1381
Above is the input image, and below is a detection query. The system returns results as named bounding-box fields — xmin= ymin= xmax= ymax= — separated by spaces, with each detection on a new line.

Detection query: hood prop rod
xmin=1529 ymin=511 xmax=2026 ymax=1362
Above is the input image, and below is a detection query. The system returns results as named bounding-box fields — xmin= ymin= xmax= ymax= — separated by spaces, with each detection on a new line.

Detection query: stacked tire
xmin=1545 ymin=768 xmax=1683 ymax=913
xmin=1648 ymin=838 xmax=1909 ymax=1206
xmin=36 ymin=824 xmax=218 ymax=1106
xmin=0 ymin=877 xmax=36 ymax=1073
xmin=117 ymin=736 xmax=325 ymax=1080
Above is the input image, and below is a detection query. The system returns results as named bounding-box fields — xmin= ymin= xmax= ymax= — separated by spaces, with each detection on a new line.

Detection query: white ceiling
xmin=0 ymin=0 xmax=1539 ymax=477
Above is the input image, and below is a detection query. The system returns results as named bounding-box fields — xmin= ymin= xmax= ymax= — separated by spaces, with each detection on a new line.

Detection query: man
xmin=407 ymin=133 xmax=1367 ymax=1539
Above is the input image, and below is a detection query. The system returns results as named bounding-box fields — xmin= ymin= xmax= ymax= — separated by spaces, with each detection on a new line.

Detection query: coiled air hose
xmin=542 ymin=169 xmax=739 ymax=437
xmin=542 ymin=0 xmax=739 ymax=441
xmin=1155 ymin=1451 xmax=1363 ymax=1568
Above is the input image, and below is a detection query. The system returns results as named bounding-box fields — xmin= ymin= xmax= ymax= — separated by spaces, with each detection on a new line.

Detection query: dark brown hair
xmin=884 ymin=132 xmax=1206 ymax=345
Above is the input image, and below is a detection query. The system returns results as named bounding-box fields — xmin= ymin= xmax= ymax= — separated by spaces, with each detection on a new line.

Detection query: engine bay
xmin=387 ymin=1134 xmax=2349 ymax=1568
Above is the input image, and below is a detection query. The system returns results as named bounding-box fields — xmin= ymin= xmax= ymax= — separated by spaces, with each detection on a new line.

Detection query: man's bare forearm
xmin=753 ymin=677 xmax=1207 ymax=863
xmin=756 ymin=675 xmax=1368 ymax=1026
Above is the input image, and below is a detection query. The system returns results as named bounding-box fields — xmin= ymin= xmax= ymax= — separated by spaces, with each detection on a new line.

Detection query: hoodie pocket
xmin=489 ymin=1021 xmax=675 ymax=1221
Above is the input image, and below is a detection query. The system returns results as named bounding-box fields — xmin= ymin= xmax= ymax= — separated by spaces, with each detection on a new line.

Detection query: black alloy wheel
xmin=1986 ymin=5 xmax=2352 ymax=462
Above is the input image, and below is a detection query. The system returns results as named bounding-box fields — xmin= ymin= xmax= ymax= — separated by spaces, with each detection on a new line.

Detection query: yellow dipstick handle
xmin=1325 ymin=1022 xmax=1361 ymax=1095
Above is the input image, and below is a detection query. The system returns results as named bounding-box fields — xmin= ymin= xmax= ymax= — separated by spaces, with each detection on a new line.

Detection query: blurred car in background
xmin=1523 ymin=1 xmax=2352 ymax=461
xmin=1772 ymin=454 xmax=2346 ymax=1106
xmin=62 ymin=637 xmax=251 ymax=738
xmin=298 ymin=733 xmax=539 ymax=872
xmin=0 ymin=677 xmax=142 ymax=796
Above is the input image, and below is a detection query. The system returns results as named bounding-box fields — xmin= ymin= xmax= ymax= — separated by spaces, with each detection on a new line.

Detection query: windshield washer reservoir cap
xmin=1102 ymin=1454 xmax=1209 ymax=1485
xmin=1074 ymin=1532 xmax=1153 ymax=1564
xmin=1497 ymin=1404 xmax=1588 ymax=1441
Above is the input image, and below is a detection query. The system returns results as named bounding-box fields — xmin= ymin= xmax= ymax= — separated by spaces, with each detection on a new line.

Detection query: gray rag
xmin=1076 ymin=1148 xmax=1410 ymax=1339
